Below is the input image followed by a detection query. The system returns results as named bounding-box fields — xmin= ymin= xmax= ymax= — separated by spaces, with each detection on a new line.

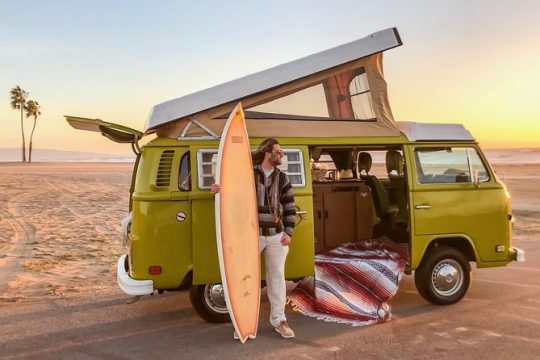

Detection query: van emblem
xmin=176 ymin=212 xmax=186 ymax=222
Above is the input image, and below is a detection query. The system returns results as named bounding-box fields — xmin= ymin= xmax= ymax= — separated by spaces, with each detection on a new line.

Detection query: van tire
xmin=189 ymin=284 xmax=231 ymax=323
xmin=414 ymin=245 xmax=471 ymax=305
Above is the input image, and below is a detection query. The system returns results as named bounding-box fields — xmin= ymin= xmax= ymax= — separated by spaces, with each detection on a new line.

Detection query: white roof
xmin=396 ymin=121 xmax=475 ymax=141
xmin=145 ymin=28 xmax=402 ymax=132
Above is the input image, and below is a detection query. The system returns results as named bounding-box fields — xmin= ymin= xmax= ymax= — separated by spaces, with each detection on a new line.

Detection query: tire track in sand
xmin=0 ymin=199 xmax=35 ymax=294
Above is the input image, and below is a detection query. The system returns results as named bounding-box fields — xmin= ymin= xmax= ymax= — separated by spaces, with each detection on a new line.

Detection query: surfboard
xmin=215 ymin=103 xmax=260 ymax=343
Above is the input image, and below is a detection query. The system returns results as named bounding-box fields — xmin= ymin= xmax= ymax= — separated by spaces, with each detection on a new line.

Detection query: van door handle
xmin=415 ymin=204 xmax=432 ymax=210
xmin=296 ymin=210 xmax=307 ymax=220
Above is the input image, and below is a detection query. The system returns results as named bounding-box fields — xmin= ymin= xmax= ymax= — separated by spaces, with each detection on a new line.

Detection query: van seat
xmin=358 ymin=152 xmax=390 ymax=216
xmin=385 ymin=150 xmax=408 ymax=224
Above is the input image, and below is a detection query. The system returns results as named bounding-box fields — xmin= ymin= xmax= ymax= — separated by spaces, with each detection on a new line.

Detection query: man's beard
xmin=270 ymin=156 xmax=282 ymax=166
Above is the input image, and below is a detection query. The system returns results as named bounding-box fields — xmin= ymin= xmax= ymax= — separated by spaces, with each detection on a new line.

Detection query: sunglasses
xmin=271 ymin=150 xmax=284 ymax=157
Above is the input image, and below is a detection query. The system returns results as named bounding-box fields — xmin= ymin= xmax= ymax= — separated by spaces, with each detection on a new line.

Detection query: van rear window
xmin=197 ymin=149 xmax=306 ymax=189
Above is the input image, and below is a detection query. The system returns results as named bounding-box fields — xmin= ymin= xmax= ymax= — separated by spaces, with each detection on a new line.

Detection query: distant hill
xmin=1 ymin=147 xmax=538 ymax=163
xmin=0 ymin=148 xmax=135 ymax=162
xmin=483 ymin=148 xmax=540 ymax=164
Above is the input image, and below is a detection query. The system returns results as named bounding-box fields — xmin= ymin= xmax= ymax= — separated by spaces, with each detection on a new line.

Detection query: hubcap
xmin=431 ymin=259 xmax=463 ymax=296
xmin=204 ymin=284 xmax=228 ymax=314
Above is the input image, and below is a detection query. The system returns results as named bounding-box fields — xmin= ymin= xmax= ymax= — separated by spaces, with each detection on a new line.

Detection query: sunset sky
xmin=1 ymin=0 xmax=539 ymax=157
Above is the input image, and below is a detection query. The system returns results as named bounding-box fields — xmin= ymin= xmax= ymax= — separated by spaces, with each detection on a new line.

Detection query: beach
xmin=0 ymin=163 xmax=133 ymax=302
xmin=0 ymin=162 xmax=538 ymax=302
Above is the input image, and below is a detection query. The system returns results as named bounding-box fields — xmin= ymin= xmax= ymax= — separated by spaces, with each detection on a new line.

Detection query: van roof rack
xmin=396 ymin=121 xmax=475 ymax=142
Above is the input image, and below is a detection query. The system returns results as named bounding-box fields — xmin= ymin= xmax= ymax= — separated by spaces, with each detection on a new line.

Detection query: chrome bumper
xmin=117 ymin=254 xmax=154 ymax=296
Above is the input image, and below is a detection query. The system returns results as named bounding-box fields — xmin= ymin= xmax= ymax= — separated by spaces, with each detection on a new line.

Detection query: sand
xmin=492 ymin=163 xmax=540 ymax=242
xmin=0 ymin=163 xmax=133 ymax=302
xmin=0 ymin=162 xmax=537 ymax=303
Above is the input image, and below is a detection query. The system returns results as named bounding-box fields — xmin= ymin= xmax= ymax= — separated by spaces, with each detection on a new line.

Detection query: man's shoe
xmin=274 ymin=321 xmax=295 ymax=338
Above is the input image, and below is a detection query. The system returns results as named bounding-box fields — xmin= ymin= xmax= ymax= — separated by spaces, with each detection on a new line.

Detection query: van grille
xmin=156 ymin=150 xmax=175 ymax=187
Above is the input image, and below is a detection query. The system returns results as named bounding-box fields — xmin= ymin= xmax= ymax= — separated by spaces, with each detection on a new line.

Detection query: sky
xmin=1 ymin=0 xmax=539 ymax=157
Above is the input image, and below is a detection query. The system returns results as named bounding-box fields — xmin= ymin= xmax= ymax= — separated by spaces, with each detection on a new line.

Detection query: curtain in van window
xmin=322 ymin=70 xmax=355 ymax=119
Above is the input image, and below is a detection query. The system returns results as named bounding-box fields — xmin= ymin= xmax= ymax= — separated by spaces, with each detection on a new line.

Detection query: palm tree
xmin=10 ymin=86 xmax=29 ymax=162
xmin=25 ymin=100 xmax=42 ymax=163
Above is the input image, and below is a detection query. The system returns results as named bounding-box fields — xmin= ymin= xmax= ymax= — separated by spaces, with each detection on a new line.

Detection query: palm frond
xmin=9 ymin=85 xmax=29 ymax=109
xmin=25 ymin=100 xmax=42 ymax=119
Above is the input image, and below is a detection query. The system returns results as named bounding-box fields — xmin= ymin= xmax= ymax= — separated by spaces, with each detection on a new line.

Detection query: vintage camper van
xmin=67 ymin=28 xmax=524 ymax=323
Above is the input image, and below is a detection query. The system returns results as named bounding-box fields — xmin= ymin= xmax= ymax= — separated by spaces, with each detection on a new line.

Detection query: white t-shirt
xmin=263 ymin=168 xmax=274 ymax=178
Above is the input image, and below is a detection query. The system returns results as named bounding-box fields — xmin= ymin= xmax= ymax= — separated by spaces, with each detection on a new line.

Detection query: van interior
xmin=309 ymin=146 xmax=410 ymax=253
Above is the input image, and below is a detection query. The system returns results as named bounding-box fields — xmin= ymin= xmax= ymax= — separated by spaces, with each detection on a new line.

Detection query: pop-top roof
xmin=145 ymin=28 xmax=402 ymax=132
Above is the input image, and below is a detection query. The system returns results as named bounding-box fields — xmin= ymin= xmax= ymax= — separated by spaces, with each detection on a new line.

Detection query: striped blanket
xmin=287 ymin=239 xmax=408 ymax=327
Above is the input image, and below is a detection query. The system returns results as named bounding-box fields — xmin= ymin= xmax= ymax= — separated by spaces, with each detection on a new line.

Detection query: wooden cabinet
xmin=313 ymin=182 xmax=374 ymax=251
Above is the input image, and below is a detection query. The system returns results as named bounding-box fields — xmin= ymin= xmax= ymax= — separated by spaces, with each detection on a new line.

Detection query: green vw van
xmin=67 ymin=28 xmax=523 ymax=322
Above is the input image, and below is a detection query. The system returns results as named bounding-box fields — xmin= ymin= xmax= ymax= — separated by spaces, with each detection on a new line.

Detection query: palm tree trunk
xmin=29 ymin=118 xmax=37 ymax=163
xmin=20 ymin=106 xmax=26 ymax=162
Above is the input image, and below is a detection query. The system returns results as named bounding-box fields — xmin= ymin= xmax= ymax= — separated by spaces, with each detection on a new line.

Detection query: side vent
xmin=156 ymin=150 xmax=175 ymax=187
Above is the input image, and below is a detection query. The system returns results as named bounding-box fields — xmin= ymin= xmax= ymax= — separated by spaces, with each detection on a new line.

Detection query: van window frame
xmin=413 ymin=145 xmax=491 ymax=185
xmin=196 ymin=149 xmax=218 ymax=190
xmin=279 ymin=149 xmax=306 ymax=187
xmin=196 ymin=148 xmax=306 ymax=189
xmin=178 ymin=151 xmax=191 ymax=191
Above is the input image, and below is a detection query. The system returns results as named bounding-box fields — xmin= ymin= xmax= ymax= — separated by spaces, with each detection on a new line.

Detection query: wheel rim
xmin=431 ymin=259 xmax=463 ymax=297
xmin=203 ymin=283 xmax=228 ymax=314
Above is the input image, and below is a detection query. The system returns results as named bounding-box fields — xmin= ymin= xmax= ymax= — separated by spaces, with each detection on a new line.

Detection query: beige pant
xmin=259 ymin=232 xmax=289 ymax=327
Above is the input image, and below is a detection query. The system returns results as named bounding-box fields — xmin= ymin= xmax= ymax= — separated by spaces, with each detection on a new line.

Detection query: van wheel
xmin=189 ymin=284 xmax=230 ymax=323
xmin=414 ymin=246 xmax=471 ymax=305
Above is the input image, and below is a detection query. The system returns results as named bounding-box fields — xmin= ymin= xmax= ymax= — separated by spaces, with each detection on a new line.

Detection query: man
xmin=211 ymin=138 xmax=296 ymax=339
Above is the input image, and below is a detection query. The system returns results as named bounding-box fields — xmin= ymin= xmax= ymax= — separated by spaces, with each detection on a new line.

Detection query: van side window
xmin=277 ymin=149 xmax=306 ymax=187
xmin=197 ymin=150 xmax=218 ymax=189
xmin=178 ymin=152 xmax=191 ymax=191
xmin=414 ymin=147 xmax=490 ymax=184
xmin=196 ymin=149 xmax=306 ymax=189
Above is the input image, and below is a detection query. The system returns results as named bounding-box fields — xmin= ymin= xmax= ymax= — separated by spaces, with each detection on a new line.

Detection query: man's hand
xmin=281 ymin=233 xmax=291 ymax=246
xmin=210 ymin=183 xmax=222 ymax=195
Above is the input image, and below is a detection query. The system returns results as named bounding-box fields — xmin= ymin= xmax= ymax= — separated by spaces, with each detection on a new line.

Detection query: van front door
xmin=409 ymin=145 xmax=510 ymax=265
